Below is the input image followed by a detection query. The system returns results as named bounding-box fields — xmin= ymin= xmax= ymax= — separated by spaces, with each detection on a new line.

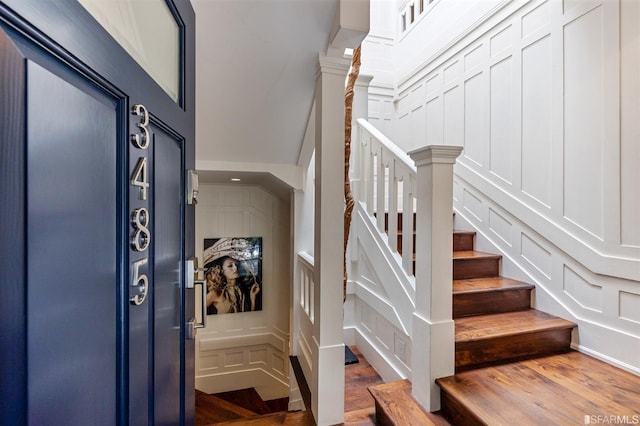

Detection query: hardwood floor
xmin=343 ymin=346 xmax=384 ymax=425
xmin=437 ymin=351 xmax=640 ymax=426
xmin=368 ymin=380 xmax=451 ymax=426
xmin=195 ymin=345 xmax=387 ymax=425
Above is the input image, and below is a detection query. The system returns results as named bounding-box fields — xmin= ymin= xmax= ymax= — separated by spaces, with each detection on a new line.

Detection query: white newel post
xmin=313 ymin=54 xmax=350 ymax=426
xmin=408 ymin=145 xmax=463 ymax=412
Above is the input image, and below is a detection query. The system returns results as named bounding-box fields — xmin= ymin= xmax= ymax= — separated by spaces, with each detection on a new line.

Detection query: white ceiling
xmin=192 ymin=0 xmax=339 ymax=170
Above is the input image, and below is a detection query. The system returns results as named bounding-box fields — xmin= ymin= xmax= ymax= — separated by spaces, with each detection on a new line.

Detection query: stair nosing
xmin=453 ymin=278 xmax=535 ymax=294
xmin=455 ymin=310 xmax=576 ymax=343
xmin=452 ymin=250 xmax=502 ymax=259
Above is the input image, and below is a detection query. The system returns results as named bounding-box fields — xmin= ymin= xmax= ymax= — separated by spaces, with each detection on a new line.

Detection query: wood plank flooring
xmin=195 ymin=390 xmax=257 ymax=425
xmin=368 ymin=380 xmax=451 ymax=426
xmin=437 ymin=350 xmax=640 ymax=426
xmin=343 ymin=346 xmax=385 ymax=425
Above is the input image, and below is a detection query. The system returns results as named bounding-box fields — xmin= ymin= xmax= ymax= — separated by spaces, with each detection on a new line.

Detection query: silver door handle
xmin=194 ymin=280 xmax=206 ymax=329
xmin=186 ymin=318 xmax=196 ymax=340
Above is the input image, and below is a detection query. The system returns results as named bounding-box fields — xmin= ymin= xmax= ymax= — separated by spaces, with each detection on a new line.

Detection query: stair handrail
xmin=354 ymin=118 xmax=463 ymax=412
xmin=356 ymin=118 xmax=417 ymax=276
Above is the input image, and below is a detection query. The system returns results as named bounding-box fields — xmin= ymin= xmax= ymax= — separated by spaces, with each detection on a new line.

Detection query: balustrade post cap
xmin=408 ymin=145 xmax=463 ymax=166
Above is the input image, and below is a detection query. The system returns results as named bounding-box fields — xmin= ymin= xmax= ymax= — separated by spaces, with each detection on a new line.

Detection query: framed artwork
xmin=202 ymin=237 xmax=262 ymax=315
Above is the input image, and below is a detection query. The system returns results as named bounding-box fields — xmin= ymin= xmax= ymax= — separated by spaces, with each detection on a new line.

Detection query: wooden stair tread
xmin=455 ymin=309 xmax=575 ymax=342
xmin=437 ymin=351 xmax=640 ymax=426
xmin=368 ymin=379 xmax=451 ymax=426
xmin=453 ymin=230 xmax=476 ymax=236
xmin=195 ymin=390 xmax=258 ymax=424
xmin=453 ymin=277 xmax=534 ymax=294
xmin=213 ymin=387 xmax=272 ymax=415
xmin=452 ymin=250 xmax=501 ymax=260
xmin=211 ymin=410 xmax=313 ymax=425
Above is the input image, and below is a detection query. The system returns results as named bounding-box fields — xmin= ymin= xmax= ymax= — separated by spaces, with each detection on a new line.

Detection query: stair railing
xmin=357 ymin=118 xmax=417 ymax=276
xmin=355 ymin=118 xmax=462 ymax=411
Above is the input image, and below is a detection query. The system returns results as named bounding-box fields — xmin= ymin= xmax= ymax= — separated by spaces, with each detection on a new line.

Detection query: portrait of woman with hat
xmin=203 ymin=237 xmax=262 ymax=315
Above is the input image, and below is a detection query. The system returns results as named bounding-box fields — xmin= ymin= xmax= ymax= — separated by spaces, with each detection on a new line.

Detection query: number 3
xmin=131 ymin=104 xmax=150 ymax=149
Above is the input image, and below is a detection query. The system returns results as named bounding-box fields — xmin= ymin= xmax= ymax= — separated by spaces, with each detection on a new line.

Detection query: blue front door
xmin=0 ymin=1 xmax=196 ymax=424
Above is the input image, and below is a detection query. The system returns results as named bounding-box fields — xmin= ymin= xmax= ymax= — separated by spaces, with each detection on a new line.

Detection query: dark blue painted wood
xmin=0 ymin=0 xmax=195 ymax=424
xmin=0 ymin=24 xmax=27 ymax=426
xmin=153 ymin=126 xmax=184 ymax=425
xmin=27 ymin=59 xmax=118 ymax=425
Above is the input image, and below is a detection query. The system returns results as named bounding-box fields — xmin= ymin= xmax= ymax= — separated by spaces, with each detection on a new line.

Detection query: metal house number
xmin=130 ymin=104 xmax=151 ymax=305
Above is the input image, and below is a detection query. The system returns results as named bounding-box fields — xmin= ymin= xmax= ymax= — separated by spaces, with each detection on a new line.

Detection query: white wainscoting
xmin=366 ymin=0 xmax=640 ymax=372
xmin=195 ymin=183 xmax=292 ymax=400
xmin=344 ymin=204 xmax=414 ymax=382
xmin=453 ymin=179 xmax=640 ymax=374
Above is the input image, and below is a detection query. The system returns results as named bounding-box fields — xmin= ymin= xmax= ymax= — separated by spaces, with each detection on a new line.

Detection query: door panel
xmin=0 ymin=1 xmax=195 ymax=424
xmin=153 ymin=126 xmax=184 ymax=425
xmin=0 ymin=23 xmax=28 ymax=425
xmin=26 ymin=60 xmax=119 ymax=424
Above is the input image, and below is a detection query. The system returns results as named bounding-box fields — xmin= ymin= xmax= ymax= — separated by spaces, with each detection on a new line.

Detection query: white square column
xmin=408 ymin=145 xmax=463 ymax=412
xmin=312 ymin=54 xmax=351 ymax=426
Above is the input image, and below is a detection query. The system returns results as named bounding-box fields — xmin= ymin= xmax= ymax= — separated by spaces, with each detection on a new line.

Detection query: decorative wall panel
xmin=563 ymin=266 xmax=603 ymax=312
xmin=489 ymin=57 xmax=513 ymax=184
xmin=562 ymin=6 xmax=604 ymax=239
xmin=426 ymin=96 xmax=443 ymax=145
xmin=521 ymin=35 xmax=552 ymax=207
xmin=463 ymin=72 xmax=486 ymax=166
xmin=488 ymin=208 xmax=513 ymax=247
xmin=522 ymin=0 xmax=550 ymax=38
xmin=195 ymin=184 xmax=291 ymax=398
xmin=619 ymin=291 xmax=640 ymax=324
xmin=521 ymin=233 xmax=551 ymax=279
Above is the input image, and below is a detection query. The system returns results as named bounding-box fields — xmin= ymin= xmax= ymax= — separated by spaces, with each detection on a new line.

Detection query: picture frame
xmin=202 ymin=237 xmax=262 ymax=315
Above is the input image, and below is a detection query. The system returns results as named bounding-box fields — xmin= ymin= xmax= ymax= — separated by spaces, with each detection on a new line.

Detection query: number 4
xmin=131 ymin=156 xmax=149 ymax=200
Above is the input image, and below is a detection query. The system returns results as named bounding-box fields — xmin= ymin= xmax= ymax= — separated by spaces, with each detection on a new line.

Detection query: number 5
xmin=130 ymin=258 xmax=148 ymax=305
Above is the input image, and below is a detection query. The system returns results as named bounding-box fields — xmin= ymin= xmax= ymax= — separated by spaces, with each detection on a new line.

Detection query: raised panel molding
xmin=490 ymin=25 xmax=512 ymax=57
xmin=425 ymin=96 xmax=443 ymax=145
xmin=521 ymin=34 xmax=552 ymax=208
xmin=463 ymin=72 xmax=487 ymax=167
xmin=353 ymin=297 xmax=411 ymax=382
xmin=563 ymin=265 xmax=603 ymax=312
xmin=521 ymin=0 xmax=550 ymax=38
xmin=199 ymin=331 xmax=287 ymax=353
xmin=456 ymin=163 xmax=639 ymax=281
xmin=443 ymin=86 xmax=463 ymax=147
xmin=488 ymin=208 xmax=513 ymax=247
xmin=464 ymin=43 xmax=485 ymax=72
xmin=562 ymin=5 xmax=605 ymax=240
xmin=618 ymin=291 xmax=640 ymax=324
xmin=489 ymin=56 xmax=514 ymax=184
xmin=462 ymin=188 xmax=484 ymax=223
xmin=453 ymin=181 xmax=639 ymax=372
xmin=387 ymin=0 xmax=638 ymax=278
xmin=521 ymin=232 xmax=551 ymax=279
xmin=443 ymin=60 xmax=461 ymax=85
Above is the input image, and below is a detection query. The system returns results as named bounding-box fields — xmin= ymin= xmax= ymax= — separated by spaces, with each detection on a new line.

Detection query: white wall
xmin=194 ymin=183 xmax=292 ymax=400
xmin=365 ymin=0 xmax=640 ymax=372
xmin=361 ymin=0 xmax=396 ymax=141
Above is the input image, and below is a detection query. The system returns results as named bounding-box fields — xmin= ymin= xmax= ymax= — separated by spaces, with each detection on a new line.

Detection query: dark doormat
xmin=345 ymin=346 xmax=359 ymax=365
